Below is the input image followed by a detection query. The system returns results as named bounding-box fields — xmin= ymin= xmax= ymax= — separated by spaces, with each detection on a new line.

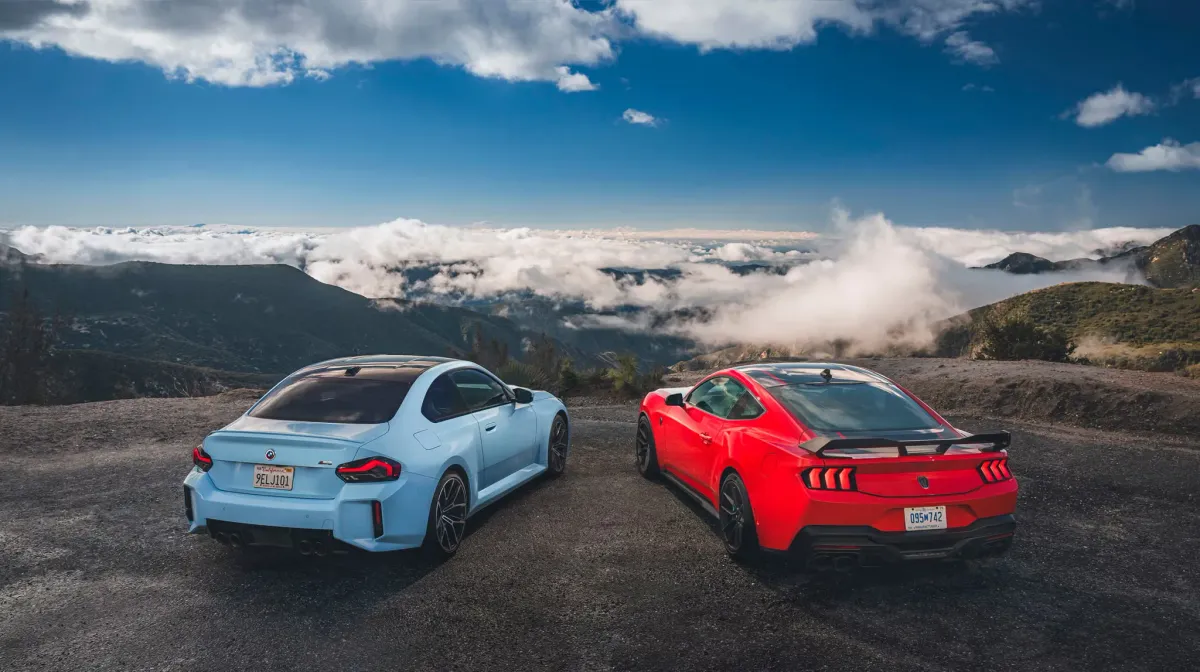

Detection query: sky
xmin=1 ymin=0 xmax=1199 ymax=231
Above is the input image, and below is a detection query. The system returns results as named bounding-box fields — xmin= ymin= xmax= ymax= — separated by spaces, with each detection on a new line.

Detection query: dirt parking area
xmin=2 ymin=364 xmax=1199 ymax=671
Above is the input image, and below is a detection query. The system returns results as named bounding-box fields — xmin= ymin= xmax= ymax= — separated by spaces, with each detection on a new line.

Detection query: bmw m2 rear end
xmin=184 ymin=355 xmax=571 ymax=559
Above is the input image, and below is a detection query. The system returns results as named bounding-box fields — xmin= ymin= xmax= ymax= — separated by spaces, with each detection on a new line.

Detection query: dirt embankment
xmin=666 ymin=357 xmax=1200 ymax=437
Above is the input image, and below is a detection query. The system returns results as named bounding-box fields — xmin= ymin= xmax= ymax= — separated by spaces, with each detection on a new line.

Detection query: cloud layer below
xmin=2 ymin=214 xmax=1169 ymax=351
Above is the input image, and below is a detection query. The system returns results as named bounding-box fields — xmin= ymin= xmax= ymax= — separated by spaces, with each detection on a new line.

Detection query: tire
xmin=422 ymin=470 xmax=468 ymax=560
xmin=718 ymin=472 xmax=759 ymax=561
xmin=635 ymin=415 xmax=661 ymax=479
xmin=547 ymin=414 xmax=569 ymax=477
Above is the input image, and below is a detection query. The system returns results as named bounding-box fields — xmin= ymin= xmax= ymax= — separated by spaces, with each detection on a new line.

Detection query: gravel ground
xmin=3 ymin=374 xmax=1200 ymax=671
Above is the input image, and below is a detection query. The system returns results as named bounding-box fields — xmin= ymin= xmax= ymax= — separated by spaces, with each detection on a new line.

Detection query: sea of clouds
xmin=0 ymin=212 xmax=1172 ymax=351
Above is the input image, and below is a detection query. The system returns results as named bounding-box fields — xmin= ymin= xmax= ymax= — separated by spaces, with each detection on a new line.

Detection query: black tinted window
xmin=768 ymin=382 xmax=940 ymax=432
xmin=728 ymin=391 xmax=764 ymax=420
xmin=450 ymin=369 xmax=510 ymax=411
xmin=250 ymin=376 xmax=410 ymax=424
xmin=422 ymin=374 xmax=468 ymax=421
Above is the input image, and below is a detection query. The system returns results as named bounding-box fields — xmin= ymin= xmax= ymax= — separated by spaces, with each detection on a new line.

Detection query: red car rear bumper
xmin=788 ymin=514 xmax=1016 ymax=566
xmin=752 ymin=476 xmax=1018 ymax=562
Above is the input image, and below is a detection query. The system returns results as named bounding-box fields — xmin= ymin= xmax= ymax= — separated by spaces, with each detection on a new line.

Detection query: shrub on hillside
xmin=973 ymin=315 xmax=1075 ymax=363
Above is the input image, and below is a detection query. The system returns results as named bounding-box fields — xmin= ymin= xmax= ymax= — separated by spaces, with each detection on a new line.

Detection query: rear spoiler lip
xmin=801 ymin=431 xmax=1011 ymax=457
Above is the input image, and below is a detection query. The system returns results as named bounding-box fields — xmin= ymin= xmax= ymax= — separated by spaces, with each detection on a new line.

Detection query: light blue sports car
xmin=183 ymin=355 xmax=570 ymax=558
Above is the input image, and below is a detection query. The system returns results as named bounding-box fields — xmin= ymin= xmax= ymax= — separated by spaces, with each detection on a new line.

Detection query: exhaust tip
xmin=314 ymin=541 xmax=328 ymax=557
xmin=228 ymin=532 xmax=243 ymax=549
xmin=833 ymin=555 xmax=856 ymax=572
xmin=808 ymin=554 xmax=834 ymax=572
xmin=297 ymin=540 xmax=313 ymax=556
xmin=214 ymin=532 xmax=230 ymax=545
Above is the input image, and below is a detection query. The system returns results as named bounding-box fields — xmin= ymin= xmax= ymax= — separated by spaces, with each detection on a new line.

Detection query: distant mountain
xmin=0 ymin=253 xmax=608 ymax=375
xmin=978 ymin=225 xmax=1199 ymax=288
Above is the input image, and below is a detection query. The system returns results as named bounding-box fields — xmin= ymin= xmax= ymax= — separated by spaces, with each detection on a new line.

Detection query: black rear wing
xmin=801 ymin=431 xmax=1011 ymax=457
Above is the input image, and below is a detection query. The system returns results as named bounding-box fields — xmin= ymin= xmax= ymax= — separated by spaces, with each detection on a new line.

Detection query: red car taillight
xmin=192 ymin=446 xmax=213 ymax=472
xmin=336 ymin=457 xmax=402 ymax=483
xmin=978 ymin=458 xmax=1012 ymax=483
xmin=802 ymin=467 xmax=857 ymax=491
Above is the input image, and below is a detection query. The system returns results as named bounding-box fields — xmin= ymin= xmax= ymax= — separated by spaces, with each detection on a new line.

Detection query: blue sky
xmin=1 ymin=0 xmax=1198 ymax=231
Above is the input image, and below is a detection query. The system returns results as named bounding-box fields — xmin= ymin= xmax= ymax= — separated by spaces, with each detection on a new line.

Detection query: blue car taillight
xmin=801 ymin=467 xmax=857 ymax=491
xmin=336 ymin=457 xmax=402 ymax=483
xmin=192 ymin=446 xmax=213 ymax=472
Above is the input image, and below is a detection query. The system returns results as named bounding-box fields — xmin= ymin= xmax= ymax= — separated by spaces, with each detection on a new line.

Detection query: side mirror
xmin=665 ymin=392 xmax=684 ymax=407
xmin=513 ymin=387 xmax=534 ymax=404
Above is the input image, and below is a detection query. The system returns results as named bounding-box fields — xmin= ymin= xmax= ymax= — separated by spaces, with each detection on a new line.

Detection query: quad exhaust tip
xmin=297 ymin=539 xmax=314 ymax=556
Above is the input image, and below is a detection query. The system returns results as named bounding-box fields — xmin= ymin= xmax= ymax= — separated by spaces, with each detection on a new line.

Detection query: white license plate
xmin=904 ymin=506 xmax=947 ymax=531
xmin=253 ymin=464 xmax=294 ymax=491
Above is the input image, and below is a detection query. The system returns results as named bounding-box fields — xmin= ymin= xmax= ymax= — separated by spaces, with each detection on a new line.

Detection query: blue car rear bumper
xmin=183 ymin=467 xmax=439 ymax=551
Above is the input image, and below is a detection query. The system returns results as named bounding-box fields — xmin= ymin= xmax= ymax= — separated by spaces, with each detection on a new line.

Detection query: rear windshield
xmin=767 ymin=382 xmax=941 ymax=432
xmin=249 ymin=376 xmax=411 ymax=424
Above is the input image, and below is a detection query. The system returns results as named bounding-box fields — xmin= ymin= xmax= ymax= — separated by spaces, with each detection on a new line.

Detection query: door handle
xmin=485 ymin=424 xmax=497 ymax=432
xmin=699 ymin=433 xmax=712 ymax=444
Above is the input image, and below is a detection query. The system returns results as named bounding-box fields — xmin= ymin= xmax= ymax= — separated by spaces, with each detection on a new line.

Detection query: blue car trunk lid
xmin=203 ymin=416 xmax=390 ymax=499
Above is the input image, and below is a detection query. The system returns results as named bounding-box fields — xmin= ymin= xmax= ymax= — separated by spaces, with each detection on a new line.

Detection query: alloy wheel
xmin=549 ymin=417 xmax=569 ymax=472
xmin=719 ymin=478 xmax=745 ymax=551
xmin=435 ymin=475 xmax=467 ymax=553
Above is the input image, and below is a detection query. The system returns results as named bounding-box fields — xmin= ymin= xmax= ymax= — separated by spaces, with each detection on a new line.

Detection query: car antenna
xmin=820 ymin=368 xmax=832 ymax=383
xmin=344 ymin=366 xmax=361 ymax=377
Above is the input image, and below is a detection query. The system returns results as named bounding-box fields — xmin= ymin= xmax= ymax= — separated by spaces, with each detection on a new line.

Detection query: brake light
xmin=336 ymin=457 xmax=402 ymax=483
xmin=978 ymin=458 xmax=1012 ymax=483
xmin=192 ymin=446 xmax=213 ymax=472
xmin=802 ymin=467 xmax=857 ymax=491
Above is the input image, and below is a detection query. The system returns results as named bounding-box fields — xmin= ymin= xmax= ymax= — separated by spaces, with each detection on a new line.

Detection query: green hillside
xmin=939 ymin=282 xmax=1200 ymax=371
xmin=0 ymin=252 xmax=594 ymax=374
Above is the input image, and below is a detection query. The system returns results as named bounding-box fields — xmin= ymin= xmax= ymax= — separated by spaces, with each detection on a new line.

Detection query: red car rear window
xmin=767 ymin=382 xmax=941 ymax=432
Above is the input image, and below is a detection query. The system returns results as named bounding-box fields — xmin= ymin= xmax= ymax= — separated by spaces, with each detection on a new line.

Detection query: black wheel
xmin=422 ymin=470 xmax=468 ymax=559
xmin=718 ymin=472 xmax=758 ymax=561
xmin=547 ymin=414 xmax=569 ymax=477
xmin=635 ymin=415 xmax=660 ymax=479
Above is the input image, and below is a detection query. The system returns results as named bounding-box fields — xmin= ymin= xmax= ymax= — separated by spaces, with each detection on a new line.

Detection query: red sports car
xmin=635 ymin=363 xmax=1017 ymax=568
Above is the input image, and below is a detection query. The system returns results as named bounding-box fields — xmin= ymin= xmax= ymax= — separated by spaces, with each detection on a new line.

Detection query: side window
xmin=449 ymin=369 xmax=511 ymax=411
xmin=727 ymin=388 xmax=764 ymax=420
xmin=685 ymin=378 xmax=721 ymax=414
xmin=422 ymin=374 xmax=468 ymax=422
xmin=687 ymin=377 xmax=759 ymax=419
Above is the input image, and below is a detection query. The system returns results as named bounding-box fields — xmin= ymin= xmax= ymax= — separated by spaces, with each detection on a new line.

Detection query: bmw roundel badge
xmin=917 ymin=475 xmax=929 ymax=489
xmin=265 ymin=449 xmax=276 ymax=461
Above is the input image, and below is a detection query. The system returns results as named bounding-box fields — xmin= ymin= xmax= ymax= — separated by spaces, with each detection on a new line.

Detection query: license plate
xmin=904 ymin=506 xmax=947 ymax=531
xmin=253 ymin=464 xmax=294 ymax=491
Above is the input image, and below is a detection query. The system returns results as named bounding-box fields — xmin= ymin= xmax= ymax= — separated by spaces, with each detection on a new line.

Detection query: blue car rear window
xmin=250 ymin=376 xmax=411 ymax=424
xmin=767 ymin=382 xmax=941 ymax=432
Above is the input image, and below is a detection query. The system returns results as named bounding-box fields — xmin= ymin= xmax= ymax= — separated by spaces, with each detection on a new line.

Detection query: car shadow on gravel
xmin=661 ymin=474 xmax=1013 ymax=600
xmin=195 ymin=470 xmax=560 ymax=603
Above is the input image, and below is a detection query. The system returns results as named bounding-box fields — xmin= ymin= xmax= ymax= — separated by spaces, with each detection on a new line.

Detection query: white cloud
xmin=962 ymin=83 xmax=994 ymax=92
xmin=0 ymin=0 xmax=1036 ymax=89
xmin=1169 ymin=77 xmax=1200 ymax=103
xmin=944 ymin=31 xmax=997 ymax=65
xmin=1106 ymin=139 xmax=1200 ymax=173
xmin=554 ymin=66 xmax=597 ymax=92
xmin=1069 ymin=84 xmax=1155 ymax=127
xmin=1 ymin=0 xmax=616 ymax=88
xmin=1 ymin=215 xmax=1163 ymax=352
xmin=622 ymin=108 xmax=658 ymax=126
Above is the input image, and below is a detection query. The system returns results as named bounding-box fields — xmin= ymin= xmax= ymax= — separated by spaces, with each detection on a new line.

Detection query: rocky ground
xmin=2 ymin=361 xmax=1199 ymax=671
